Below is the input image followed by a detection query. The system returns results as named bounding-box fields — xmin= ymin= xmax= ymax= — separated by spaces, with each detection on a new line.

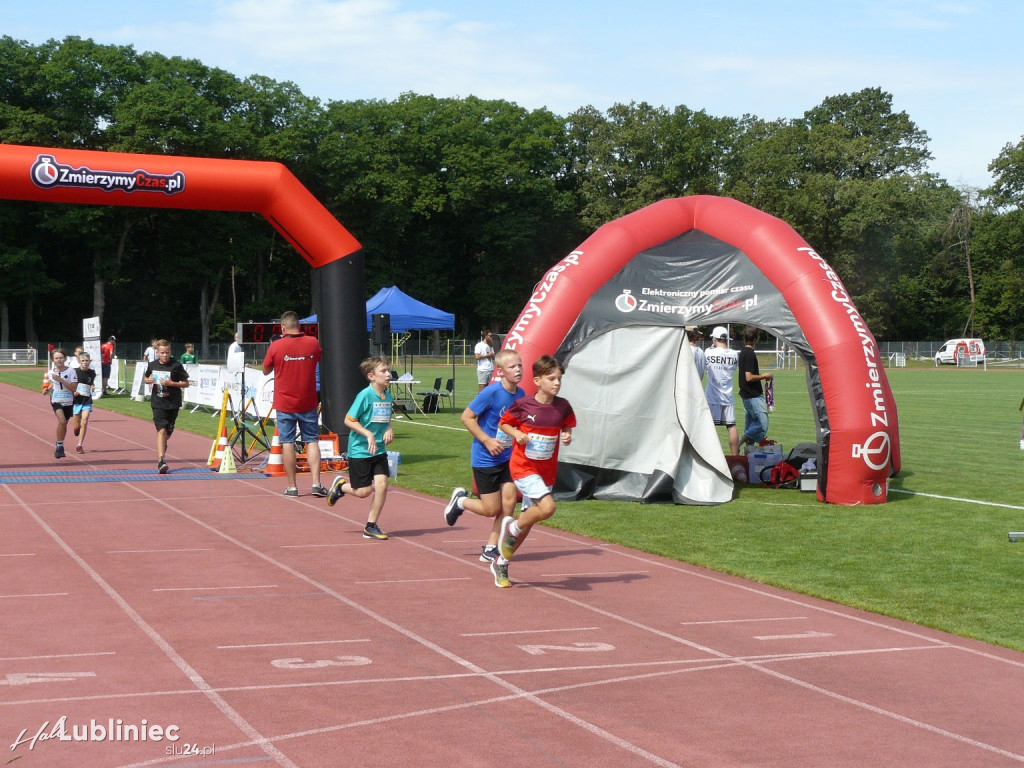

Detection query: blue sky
xmin=3 ymin=0 xmax=1021 ymax=188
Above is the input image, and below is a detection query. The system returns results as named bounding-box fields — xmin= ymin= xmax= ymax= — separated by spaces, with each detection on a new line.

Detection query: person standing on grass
xmin=100 ymin=335 xmax=115 ymax=394
xmin=491 ymin=354 xmax=576 ymax=589
xmin=179 ymin=343 xmax=197 ymax=364
xmin=704 ymin=326 xmax=740 ymax=456
xmin=738 ymin=326 xmax=773 ymax=451
xmin=327 ymin=356 xmax=394 ymax=540
xmin=443 ymin=349 xmax=525 ymax=563
xmin=143 ymin=340 xmax=190 ymax=474
xmin=474 ymin=330 xmax=495 ymax=391
xmin=71 ymin=351 xmax=97 ymax=454
xmin=262 ymin=310 xmax=325 ymax=498
xmin=47 ymin=348 xmax=77 ymax=459
xmin=687 ymin=326 xmax=706 ymax=383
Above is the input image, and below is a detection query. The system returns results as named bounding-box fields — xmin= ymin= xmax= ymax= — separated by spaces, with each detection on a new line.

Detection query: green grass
xmin=6 ymin=364 xmax=1024 ymax=651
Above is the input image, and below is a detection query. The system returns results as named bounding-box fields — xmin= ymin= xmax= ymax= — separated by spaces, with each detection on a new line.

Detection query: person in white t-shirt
xmin=474 ymin=330 xmax=495 ymax=392
xmin=703 ymin=326 xmax=739 ymax=455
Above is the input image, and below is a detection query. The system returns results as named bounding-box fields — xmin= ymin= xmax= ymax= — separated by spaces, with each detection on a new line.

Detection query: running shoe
xmin=327 ymin=476 xmax=346 ymax=506
xmin=444 ymin=487 xmax=467 ymax=526
xmin=73 ymin=426 xmax=80 ymax=436
xmin=363 ymin=522 xmax=388 ymax=540
xmin=479 ymin=545 xmax=499 ymax=563
xmin=54 ymin=444 xmax=65 ymax=459
xmin=490 ymin=559 xmax=511 ymax=588
xmin=283 ymin=487 xmax=299 ymax=498
xmin=75 ymin=445 xmax=84 ymax=454
xmin=310 ymin=484 xmax=328 ymax=498
xmin=158 ymin=459 xmax=169 ymax=475
xmin=498 ymin=515 xmax=523 ymax=561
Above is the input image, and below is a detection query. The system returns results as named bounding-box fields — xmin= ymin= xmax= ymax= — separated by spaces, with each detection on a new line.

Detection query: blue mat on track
xmin=0 ymin=468 xmax=270 ymax=484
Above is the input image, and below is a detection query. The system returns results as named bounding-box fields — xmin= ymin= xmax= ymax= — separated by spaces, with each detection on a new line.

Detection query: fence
xmin=10 ymin=337 xmax=1024 ymax=369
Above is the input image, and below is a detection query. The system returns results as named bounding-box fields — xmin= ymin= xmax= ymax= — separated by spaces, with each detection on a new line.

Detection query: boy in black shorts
xmin=143 ymin=340 xmax=190 ymax=474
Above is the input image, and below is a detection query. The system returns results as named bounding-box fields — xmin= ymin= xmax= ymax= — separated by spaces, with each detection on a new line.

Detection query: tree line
xmin=2 ymin=36 xmax=1023 ymax=356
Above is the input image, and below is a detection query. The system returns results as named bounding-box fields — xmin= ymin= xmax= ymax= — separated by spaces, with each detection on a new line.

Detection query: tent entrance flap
xmin=555 ymin=326 xmax=732 ymax=505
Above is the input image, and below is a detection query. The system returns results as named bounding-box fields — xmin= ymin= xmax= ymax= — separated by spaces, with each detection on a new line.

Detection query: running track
xmin=2 ymin=381 xmax=1024 ymax=768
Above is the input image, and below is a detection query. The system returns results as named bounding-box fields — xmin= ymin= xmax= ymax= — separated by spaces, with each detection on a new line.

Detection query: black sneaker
xmin=327 ymin=476 xmax=346 ymax=506
xmin=363 ymin=522 xmax=388 ymax=540
xmin=283 ymin=487 xmax=299 ymax=498
xmin=158 ymin=459 xmax=169 ymax=475
xmin=54 ymin=444 xmax=65 ymax=459
xmin=479 ymin=545 xmax=499 ymax=563
xmin=310 ymin=484 xmax=328 ymax=498
xmin=444 ymin=487 xmax=467 ymax=526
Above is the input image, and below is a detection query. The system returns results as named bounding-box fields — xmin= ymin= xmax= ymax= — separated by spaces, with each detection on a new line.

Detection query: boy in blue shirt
xmin=444 ymin=350 xmax=525 ymax=569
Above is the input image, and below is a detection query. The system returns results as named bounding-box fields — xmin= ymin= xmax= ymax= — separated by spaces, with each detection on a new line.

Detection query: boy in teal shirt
xmin=327 ymin=355 xmax=394 ymax=540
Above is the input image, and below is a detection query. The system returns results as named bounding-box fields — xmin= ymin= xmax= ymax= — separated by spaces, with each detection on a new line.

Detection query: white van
xmin=934 ymin=338 xmax=985 ymax=365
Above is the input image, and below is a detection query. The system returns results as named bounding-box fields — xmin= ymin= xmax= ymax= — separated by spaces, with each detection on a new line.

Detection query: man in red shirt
xmin=100 ymin=336 xmax=115 ymax=394
xmin=262 ymin=311 xmax=325 ymax=498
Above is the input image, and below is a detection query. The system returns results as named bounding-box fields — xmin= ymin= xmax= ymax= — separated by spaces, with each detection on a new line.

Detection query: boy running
xmin=71 ymin=352 xmax=97 ymax=453
xmin=143 ymin=340 xmax=190 ymax=474
xmin=327 ymin=356 xmax=394 ymax=540
xmin=493 ymin=354 xmax=576 ymax=588
xmin=443 ymin=349 xmax=525 ymax=563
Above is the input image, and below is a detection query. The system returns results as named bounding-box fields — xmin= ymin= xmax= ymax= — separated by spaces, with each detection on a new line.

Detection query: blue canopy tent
xmin=302 ymin=286 xmax=456 ymax=409
xmin=301 ymin=286 xmax=455 ymax=332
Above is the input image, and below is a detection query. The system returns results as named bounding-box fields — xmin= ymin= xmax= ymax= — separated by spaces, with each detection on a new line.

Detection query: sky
xmin=3 ymin=0 xmax=1022 ymax=189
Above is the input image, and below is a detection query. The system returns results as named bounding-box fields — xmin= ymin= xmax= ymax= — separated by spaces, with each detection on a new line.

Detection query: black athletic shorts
xmin=152 ymin=407 xmax=179 ymax=435
xmin=347 ymin=453 xmax=389 ymax=490
xmin=472 ymin=462 xmax=513 ymax=496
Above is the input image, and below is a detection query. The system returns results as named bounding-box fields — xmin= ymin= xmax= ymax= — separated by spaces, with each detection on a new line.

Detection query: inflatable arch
xmin=503 ymin=196 xmax=901 ymax=506
xmin=0 ymin=143 xmax=367 ymax=433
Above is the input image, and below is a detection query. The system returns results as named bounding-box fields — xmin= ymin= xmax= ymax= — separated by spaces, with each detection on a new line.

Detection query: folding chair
xmin=416 ymin=377 xmax=442 ymax=414
xmin=438 ymin=378 xmax=455 ymax=412
xmin=416 ymin=377 xmax=441 ymax=397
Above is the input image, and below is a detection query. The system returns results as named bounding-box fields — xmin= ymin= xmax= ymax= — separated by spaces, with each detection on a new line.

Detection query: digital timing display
xmin=239 ymin=322 xmax=318 ymax=344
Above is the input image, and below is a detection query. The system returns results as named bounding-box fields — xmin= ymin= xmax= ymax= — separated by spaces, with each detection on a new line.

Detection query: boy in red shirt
xmin=495 ymin=354 xmax=575 ymax=588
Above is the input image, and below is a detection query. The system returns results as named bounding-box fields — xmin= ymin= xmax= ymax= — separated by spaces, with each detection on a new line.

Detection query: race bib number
xmin=494 ymin=426 xmax=513 ymax=448
xmin=152 ymin=370 xmax=170 ymax=397
xmin=52 ymin=386 xmax=73 ymax=405
xmin=524 ymin=433 xmax=557 ymax=461
xmin=371 ymin=401 xmax=392 ymax=423
xmin=76 ymin=382 xmax=93 ymax=396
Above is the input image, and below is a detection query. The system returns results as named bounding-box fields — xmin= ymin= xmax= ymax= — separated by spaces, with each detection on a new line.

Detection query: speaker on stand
xmin=372 ymin=313 xmax=391 ymax=356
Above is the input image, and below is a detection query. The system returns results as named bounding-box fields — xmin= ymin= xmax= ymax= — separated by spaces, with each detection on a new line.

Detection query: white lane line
xmin=541 ymin=570 xmax=649 ymax=577
xmin=889 ymin=487 xmax=1024 ymax=510
xmin=151 ymin=584 xmax=277 ymax=592
xmin=0 ymin=652 xmax=116 ymax=661
xmin=353 ymin=577 xmax=473 ymax=584
xmin=681 ymin=616 xmax=808 ymax=625
xmin=0 ymin=552 xmax=35 ymax=557
xmin=463 ymin=626 xmax=601 ymax=637
xmin=218 ymin=639 xmax=370 ymax=649
xmin=0 ymin=592 xmax=68 ymax=599
xmin=108 ymin=548 xmax=215 ymax=554
xmin=755 ymin=631 xmax=834 ymax=641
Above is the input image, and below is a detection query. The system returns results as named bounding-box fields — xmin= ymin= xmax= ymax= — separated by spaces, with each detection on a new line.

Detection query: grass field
xmin=5 ymin=362 xmax=1024 ymax=651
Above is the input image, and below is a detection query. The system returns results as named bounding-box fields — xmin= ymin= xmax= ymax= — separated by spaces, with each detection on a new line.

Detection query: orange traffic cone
xmin=209 ymin=426 xmax=228 ymax=471
xmin=266 ymin=428 xmax=286 ymax=476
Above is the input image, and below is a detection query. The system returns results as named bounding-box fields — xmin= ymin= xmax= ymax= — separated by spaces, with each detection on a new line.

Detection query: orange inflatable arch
xmin=0 ymin=144 xmax=367 ymax=431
